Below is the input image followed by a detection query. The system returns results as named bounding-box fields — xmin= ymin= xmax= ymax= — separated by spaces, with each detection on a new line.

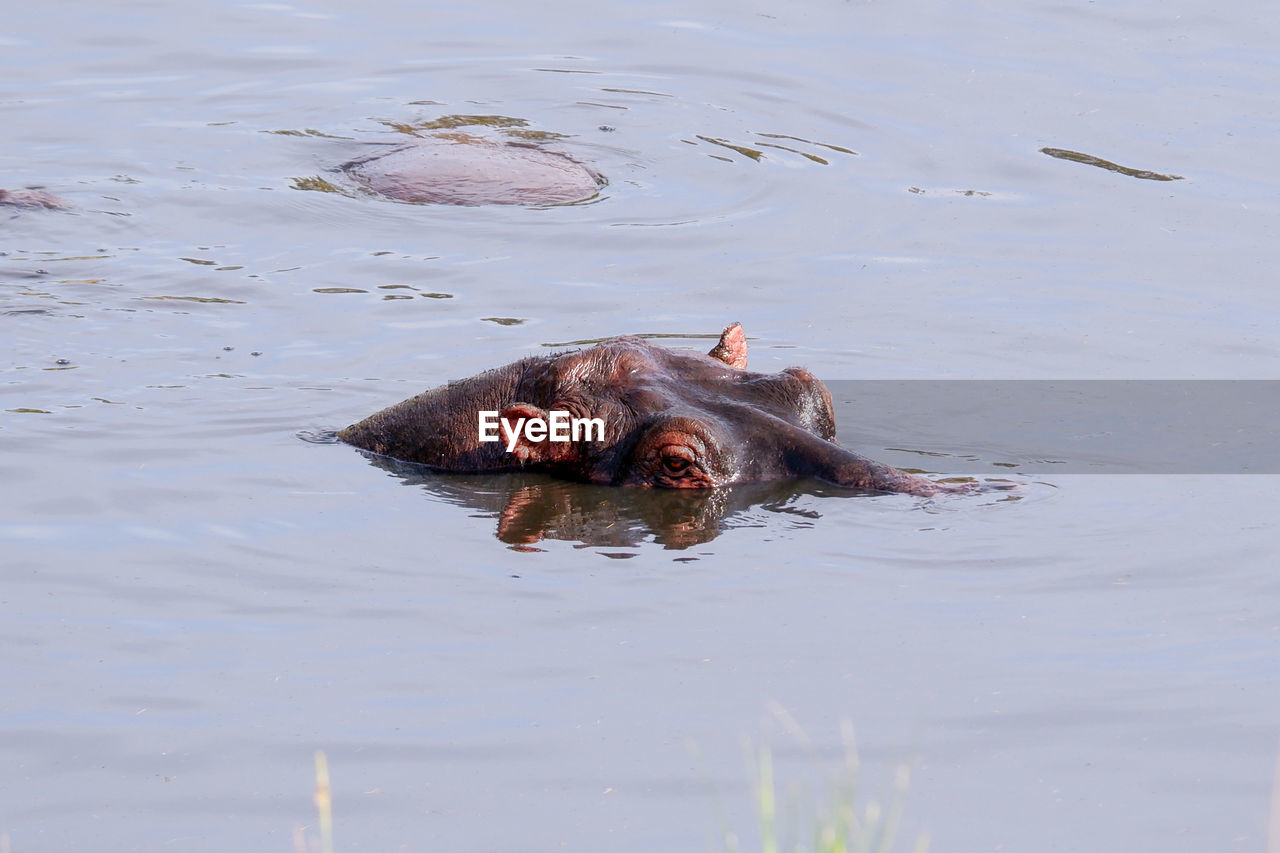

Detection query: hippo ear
xmin=707 ymin=322 xmax=748 ymax=369
xmin=498 ymin=403 xmax=581 ymax=465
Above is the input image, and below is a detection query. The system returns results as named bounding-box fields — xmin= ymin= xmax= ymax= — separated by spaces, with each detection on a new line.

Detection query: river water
xmin=3 ymin=1 xmax=1278 ymax=851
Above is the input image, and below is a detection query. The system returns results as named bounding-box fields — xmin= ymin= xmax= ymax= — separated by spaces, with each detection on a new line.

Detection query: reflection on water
xmin=351 ymin=450 xmax=1021 ymax=550
xmin=1039 ymin=147 xmax=1184 ymax=182
xmin=690 ymin=132 xmax=856 ymax=165
xmin=358 ymin=451 xmax=873 ymax=550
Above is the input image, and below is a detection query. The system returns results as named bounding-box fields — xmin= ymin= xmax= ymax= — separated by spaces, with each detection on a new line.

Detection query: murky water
xmin=3 ymin=0 xmax=1279 ymax=851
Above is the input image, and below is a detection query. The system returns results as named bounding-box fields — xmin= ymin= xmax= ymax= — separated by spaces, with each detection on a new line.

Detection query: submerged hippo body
xmin=341 ymin=133 xmax=603 ymax=206
xmin=340 ymin=324 xmax=958 ymax=497
xmin=0 ymin=188 xmax=68 ymax=209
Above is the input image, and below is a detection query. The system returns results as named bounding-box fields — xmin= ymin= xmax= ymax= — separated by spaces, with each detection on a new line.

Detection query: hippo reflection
xmin=366 ymin=457 xmax=784 ymax=549
xmin=340 ymin=324 xmax=966 ymax=497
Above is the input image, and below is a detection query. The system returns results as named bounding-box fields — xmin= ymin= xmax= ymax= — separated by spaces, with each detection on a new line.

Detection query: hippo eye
xmin=636 ymin=426 xmax=715 ymax=488
xmin=662 ymin=455 xmax=691 ymax=474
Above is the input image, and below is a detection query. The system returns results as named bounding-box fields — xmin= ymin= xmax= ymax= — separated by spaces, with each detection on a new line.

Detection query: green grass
xmin=294 ymin=751 xmax=334 ymax=853
xmin=295 ymin=727 xmax=928 ymax=853
xmin=725 ymin=721 xmax=929 ymax=853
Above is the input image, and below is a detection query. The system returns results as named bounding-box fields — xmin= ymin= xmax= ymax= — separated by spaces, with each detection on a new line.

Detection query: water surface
xmin=3 ymin=1 xmax=1278 ymax=851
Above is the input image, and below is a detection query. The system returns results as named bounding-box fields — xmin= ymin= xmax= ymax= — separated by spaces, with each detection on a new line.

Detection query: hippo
xmin=339 ymin=131 xmax=603 ymax=206
xmin=340 ymin=324 xmax=966 ymax=497
xmin=0 ymin=188 xmax=68 ymax=209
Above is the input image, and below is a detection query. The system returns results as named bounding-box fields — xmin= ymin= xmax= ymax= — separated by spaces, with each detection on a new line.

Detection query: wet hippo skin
xmin=340 ymin=323 xmax=962 ymax=497
xmin=0 ymin=188 xmax=68 ymax=209
xmin=341 ymin=133 xmax=603 ymax=206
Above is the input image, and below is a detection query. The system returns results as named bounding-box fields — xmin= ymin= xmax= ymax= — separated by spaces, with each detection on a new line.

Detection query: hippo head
xmin=339 ymin=324 xmax=955 ymax=496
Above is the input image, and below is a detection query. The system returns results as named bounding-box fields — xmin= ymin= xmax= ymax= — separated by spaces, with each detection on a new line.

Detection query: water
xmin=3 ymin=0 xmax=1279 ymax=851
